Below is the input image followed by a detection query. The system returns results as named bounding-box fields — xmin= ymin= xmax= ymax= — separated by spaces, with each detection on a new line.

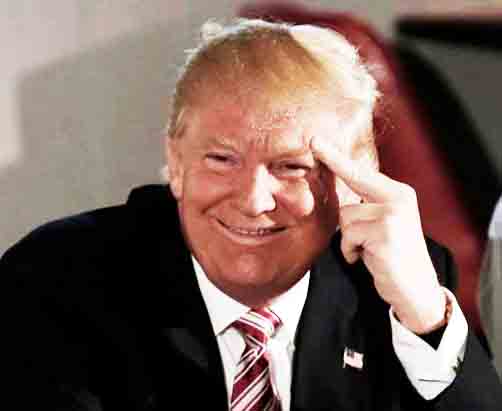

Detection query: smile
xmin=216 ymin=219 xmax=286 ymax=243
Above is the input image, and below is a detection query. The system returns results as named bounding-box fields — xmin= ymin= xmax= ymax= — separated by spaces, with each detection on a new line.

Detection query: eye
xmin=275 ymin=162 xmax=312 ymax=178
xmin=205 ymin=152 xmax=237 ymax=171
xmin=207 ymin=153 xmax=231 ymax=163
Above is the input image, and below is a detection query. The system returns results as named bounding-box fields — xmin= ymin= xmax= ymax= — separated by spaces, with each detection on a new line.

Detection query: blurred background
xmin=1 ymin=0 xmax=501 ymax=373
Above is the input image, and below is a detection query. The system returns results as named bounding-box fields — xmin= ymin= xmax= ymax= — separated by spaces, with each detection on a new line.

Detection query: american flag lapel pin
xmin=343 ymin=347 xmax=364 ymax=370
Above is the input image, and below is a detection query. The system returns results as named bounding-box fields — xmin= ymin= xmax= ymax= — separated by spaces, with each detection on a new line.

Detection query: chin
xmin=226 ymin=252 xmax=278 ymax=282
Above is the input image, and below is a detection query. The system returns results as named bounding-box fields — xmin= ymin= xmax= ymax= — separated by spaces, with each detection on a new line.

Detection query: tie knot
xmin=232 ymin=307 xmax=281 ymax=345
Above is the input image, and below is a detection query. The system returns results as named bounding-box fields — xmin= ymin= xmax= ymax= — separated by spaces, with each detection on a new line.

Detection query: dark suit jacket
xmin=2 ymin=185 xmax=501 ymax=410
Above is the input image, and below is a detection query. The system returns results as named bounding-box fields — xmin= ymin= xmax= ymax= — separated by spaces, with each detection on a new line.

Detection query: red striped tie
xmin=230 ymin=307 xmax=282 ymax=411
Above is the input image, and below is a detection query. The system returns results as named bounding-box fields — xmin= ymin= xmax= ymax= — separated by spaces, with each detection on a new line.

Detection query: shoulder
xmin=0 ymin=205 xmax=121 ymax=276
xmin=0 ymin=184 xmax=179 ymax=277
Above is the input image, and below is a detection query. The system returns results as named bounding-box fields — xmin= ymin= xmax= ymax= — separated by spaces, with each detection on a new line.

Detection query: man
xmin=480 ymin=194 xmax=502 ymax=376
xmin=3 ymin=19 xmax=501 ymax=410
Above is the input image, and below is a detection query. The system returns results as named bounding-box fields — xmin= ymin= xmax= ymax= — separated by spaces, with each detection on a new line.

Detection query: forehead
xmin=183 ymin=94 xmax=348 ymax=153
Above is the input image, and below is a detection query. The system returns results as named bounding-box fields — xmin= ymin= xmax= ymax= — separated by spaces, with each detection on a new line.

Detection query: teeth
xmin=224 ymin=223 xmax=280 ymax=236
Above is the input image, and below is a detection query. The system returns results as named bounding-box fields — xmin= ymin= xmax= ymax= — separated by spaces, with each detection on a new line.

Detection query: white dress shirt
xmin=193 ymin=256 xmax=467 ymax=409
xmin=389 ymin=288 xmax=467 ymax=399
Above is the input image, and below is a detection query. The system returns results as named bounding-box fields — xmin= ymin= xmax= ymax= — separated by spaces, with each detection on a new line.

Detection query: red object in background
xmin=237 ymin=1 xmax=491 ymax=340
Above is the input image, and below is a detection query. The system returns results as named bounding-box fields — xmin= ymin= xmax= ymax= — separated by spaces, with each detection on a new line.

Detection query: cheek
xmin=183 ymin=169 xmax=232 ymax=209
xmin=277 ymin=173 xmax=339 ymax=230
xmin=277 ymin=179 xmax=317 ymax=217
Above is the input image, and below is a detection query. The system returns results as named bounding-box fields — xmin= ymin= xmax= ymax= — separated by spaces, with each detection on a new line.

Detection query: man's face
xmin=167 ymin=94 xmax=348 ymax=305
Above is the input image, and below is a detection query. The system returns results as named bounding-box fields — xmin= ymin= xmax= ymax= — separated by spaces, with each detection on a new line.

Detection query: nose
xmin=235 ymin=165 xmax=277 ymax=217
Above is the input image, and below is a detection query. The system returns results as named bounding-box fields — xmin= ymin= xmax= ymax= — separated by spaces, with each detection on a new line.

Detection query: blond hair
xmin=162 ymin=18 xmax=379 ymax=179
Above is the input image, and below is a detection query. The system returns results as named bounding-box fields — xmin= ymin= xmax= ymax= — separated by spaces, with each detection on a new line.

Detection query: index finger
xmin=311 ymin=136 xmax=401 ymax=203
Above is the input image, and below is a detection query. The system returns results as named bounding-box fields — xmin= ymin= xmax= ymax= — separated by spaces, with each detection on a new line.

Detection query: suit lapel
xmin=158 ymin=211 xmax=228 ymax=409
xmin=291 ymin=235 xmax=373 ymax=411
xmin=125 ymin=186 xmax=228 ymax=409
xmin=161 ymin=246 xmax=224 ymax=378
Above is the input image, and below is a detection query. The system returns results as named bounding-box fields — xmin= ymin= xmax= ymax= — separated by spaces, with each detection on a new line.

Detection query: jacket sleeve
xmin=431 ymin=330 xmax=502 ymax=409
xmin=424 ymin=240 xmax=502 ymax=409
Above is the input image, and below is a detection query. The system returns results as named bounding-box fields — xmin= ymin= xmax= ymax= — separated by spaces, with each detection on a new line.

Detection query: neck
xmin=214 ymin=273 xmax=308 ymax=308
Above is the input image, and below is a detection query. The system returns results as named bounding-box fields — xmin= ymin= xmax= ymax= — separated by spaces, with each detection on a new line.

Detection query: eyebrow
xmin=203 ymin=136 xmax=240 ymax=151
xmin=202 ymin=136 xmax=314 ymax=160
xmin=268 ymin=136 xmax=314 ymax=159
xmin=274 ymin=147 xmax=312 ymax=158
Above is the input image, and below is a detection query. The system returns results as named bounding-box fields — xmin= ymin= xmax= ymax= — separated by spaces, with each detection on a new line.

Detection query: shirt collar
xmin=192 ymin=256 xmax=310 ymax=342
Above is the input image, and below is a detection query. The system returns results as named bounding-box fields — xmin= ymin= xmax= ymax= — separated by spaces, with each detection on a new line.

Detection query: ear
xmin=165 ymin=137 xmax=184 ymax=200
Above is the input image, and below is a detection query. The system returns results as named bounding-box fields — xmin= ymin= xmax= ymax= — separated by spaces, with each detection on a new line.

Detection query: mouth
xmin=215 ymin=219 xmax=287 ymax=243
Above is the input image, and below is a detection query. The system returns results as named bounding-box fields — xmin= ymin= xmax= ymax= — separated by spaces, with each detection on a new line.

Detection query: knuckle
xmin=340 ymin=236 xmax=352 ymax=256
xmin=349 ymin=166 xmax=364 ymax=188
xmin=381 ymin=203 xmax=397 ymax=216
xmin=341 ymin=224 xmax=354 ymax=242
xmin=338 ymin=206 xmax=354 ymax=229
xmin=397 ymin=183 xmax=417 ymax=200
xmin=379 ymin=216 xmax=398 ymax=243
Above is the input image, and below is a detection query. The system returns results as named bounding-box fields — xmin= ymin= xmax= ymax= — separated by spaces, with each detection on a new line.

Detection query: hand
xmin=311 ymin=137 xmax=446 ymax=334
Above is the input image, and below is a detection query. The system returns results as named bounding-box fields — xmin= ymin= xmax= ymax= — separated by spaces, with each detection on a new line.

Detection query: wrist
xmin=395 ymin=289 xmax=450 ymax=335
